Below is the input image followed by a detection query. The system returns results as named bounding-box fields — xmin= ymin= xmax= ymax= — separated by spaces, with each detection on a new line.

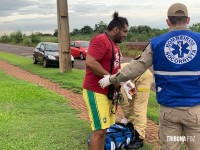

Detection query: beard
xmin=114 ymin=32 xmax=123 ymax=43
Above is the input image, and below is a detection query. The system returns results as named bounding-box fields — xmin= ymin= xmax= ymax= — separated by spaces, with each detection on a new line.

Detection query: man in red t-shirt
xmin=83 ymin=12 xmax=128 ymax=150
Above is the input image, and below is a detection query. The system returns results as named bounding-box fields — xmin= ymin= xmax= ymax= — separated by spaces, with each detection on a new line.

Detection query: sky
xmin=0 ymin=0 xmax=200 ymax=35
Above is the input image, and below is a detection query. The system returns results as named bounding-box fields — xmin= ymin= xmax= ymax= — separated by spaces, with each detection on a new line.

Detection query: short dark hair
xmin=168 ymin=15 xmax=187 ymax=25
xmin=107 ymin=12 xmax=128 ymax=31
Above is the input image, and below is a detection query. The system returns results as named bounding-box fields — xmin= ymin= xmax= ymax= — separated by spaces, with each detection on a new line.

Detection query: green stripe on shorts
xmin=87 ymin=90 xmax=101 ymax=129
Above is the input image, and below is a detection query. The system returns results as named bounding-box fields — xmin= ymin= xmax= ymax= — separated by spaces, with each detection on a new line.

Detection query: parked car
xmin=33 ymin=42 xmax=74 ymax=68
xmin=70 ymin=40 xmax=90 ymax=60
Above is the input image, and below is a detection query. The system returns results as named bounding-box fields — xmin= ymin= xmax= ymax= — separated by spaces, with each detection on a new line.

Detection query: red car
xmin=70 ymin=40 xmax=90 ymax=60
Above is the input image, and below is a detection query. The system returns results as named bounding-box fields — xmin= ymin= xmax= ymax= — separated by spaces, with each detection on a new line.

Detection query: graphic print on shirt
xmin=164 ymin=35 xmax=197 ymax=64
xmin=114 ymin=49 xmax=122 ymax=69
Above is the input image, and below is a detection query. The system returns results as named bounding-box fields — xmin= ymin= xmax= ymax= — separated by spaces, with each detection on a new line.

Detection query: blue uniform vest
xmin=151 ymin=30 xmax=200 ymax=107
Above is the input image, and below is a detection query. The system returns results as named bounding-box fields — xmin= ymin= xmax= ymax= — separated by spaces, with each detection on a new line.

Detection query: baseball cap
xmin=167 ymin=3 xmax=188 ymax=17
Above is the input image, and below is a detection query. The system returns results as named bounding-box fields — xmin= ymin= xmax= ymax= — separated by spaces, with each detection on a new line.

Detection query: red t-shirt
xmin=83 ymin=33 xmax=122 ymax=95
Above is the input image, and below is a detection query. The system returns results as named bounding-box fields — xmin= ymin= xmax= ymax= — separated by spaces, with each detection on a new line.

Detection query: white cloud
xmin=0 ymin=0 xmax=200 ymax=35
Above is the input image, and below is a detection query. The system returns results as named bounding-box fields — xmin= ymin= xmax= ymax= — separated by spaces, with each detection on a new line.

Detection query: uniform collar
xmin=170 ymin=26 xmax=190 ymax=31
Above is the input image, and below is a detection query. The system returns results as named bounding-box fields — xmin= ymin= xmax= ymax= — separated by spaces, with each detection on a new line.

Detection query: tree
xmin=31 ymin=32 xmax=41 ymax=44
xmin=80 ymin=25 xmax=93 ymax=34
xmin=53 ymin=29 xmax=58 ymax=37
xmin=189 ymin=23 xmax=200 ymax=32
xmin=10 ymin=30 xmax=23 ymax=44
xmin=0 ymin=34 xmax=11 ymax=43
xmin=129 ymin=26 xmax=138 ymax=33
xmin=35 ymin=32 xmax=43 ymax=36
xmin=137 ymin=25 xmax=151 ymax=34
xmin=70 ymin=28 xmax=80 ymax=36
xmin=94 ymin=21 xmax=107 ymax=33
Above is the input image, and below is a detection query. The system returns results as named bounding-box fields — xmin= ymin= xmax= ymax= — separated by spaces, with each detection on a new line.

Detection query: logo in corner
xmin=164 ymin=35 xmax=197 ymax=64
xmin=103 ymin=117 xmax=107 ymax=123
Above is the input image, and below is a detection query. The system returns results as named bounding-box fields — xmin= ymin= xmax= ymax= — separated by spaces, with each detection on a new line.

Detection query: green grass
xmin=0 ymin=70 xmax=91 ymax=150
xmin=40 ymin=36 xmax=58 ymax=43
xmin=147 ymin=92 xmax=159 ymax=124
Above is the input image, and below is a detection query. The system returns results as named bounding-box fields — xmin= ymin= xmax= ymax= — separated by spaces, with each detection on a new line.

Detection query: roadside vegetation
xmin=1 ymin=22 xmax=200 ymax=58
xmin=0 ymin=22 xmax=199 ymax=57
xmin=1 ymin=22 xmax=200 ymax=45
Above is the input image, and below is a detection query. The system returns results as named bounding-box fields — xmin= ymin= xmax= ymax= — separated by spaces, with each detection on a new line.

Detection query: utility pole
xmin=57 ymin=0 xmax=71 ymax=73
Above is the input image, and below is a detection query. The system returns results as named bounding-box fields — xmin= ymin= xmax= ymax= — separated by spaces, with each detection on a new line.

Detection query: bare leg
xmin=89 ymin=129 xmax=107 ymax=150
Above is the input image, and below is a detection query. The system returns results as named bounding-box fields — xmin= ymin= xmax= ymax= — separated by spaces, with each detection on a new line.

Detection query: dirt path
xmin=0 ymin=60 xmax=160 ymax=149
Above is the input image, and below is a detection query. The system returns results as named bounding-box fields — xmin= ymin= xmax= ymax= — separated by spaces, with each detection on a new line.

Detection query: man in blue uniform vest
xmin=99 ymin=3 xmax=200 ymax=150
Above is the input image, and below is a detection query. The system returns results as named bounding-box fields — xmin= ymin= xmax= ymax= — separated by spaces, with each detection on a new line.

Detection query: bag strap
xmin=105 ymin=32 xmax=114 ymax=74
xmin=105 ymin=32 xmax=122 ymax=115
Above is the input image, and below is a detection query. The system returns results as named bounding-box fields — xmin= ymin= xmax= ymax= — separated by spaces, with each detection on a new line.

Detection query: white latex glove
xmin=120 ymin=118 xmax=128 ymax=125
xmin=122 ymin=80 xmax=136 ymax=100
xmin=98 ymin=75 xmax=111 ymax=89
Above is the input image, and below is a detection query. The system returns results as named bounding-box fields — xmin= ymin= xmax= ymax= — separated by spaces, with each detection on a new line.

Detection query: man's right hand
xmin=98 ymin=75 xmax=111 ymax=89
